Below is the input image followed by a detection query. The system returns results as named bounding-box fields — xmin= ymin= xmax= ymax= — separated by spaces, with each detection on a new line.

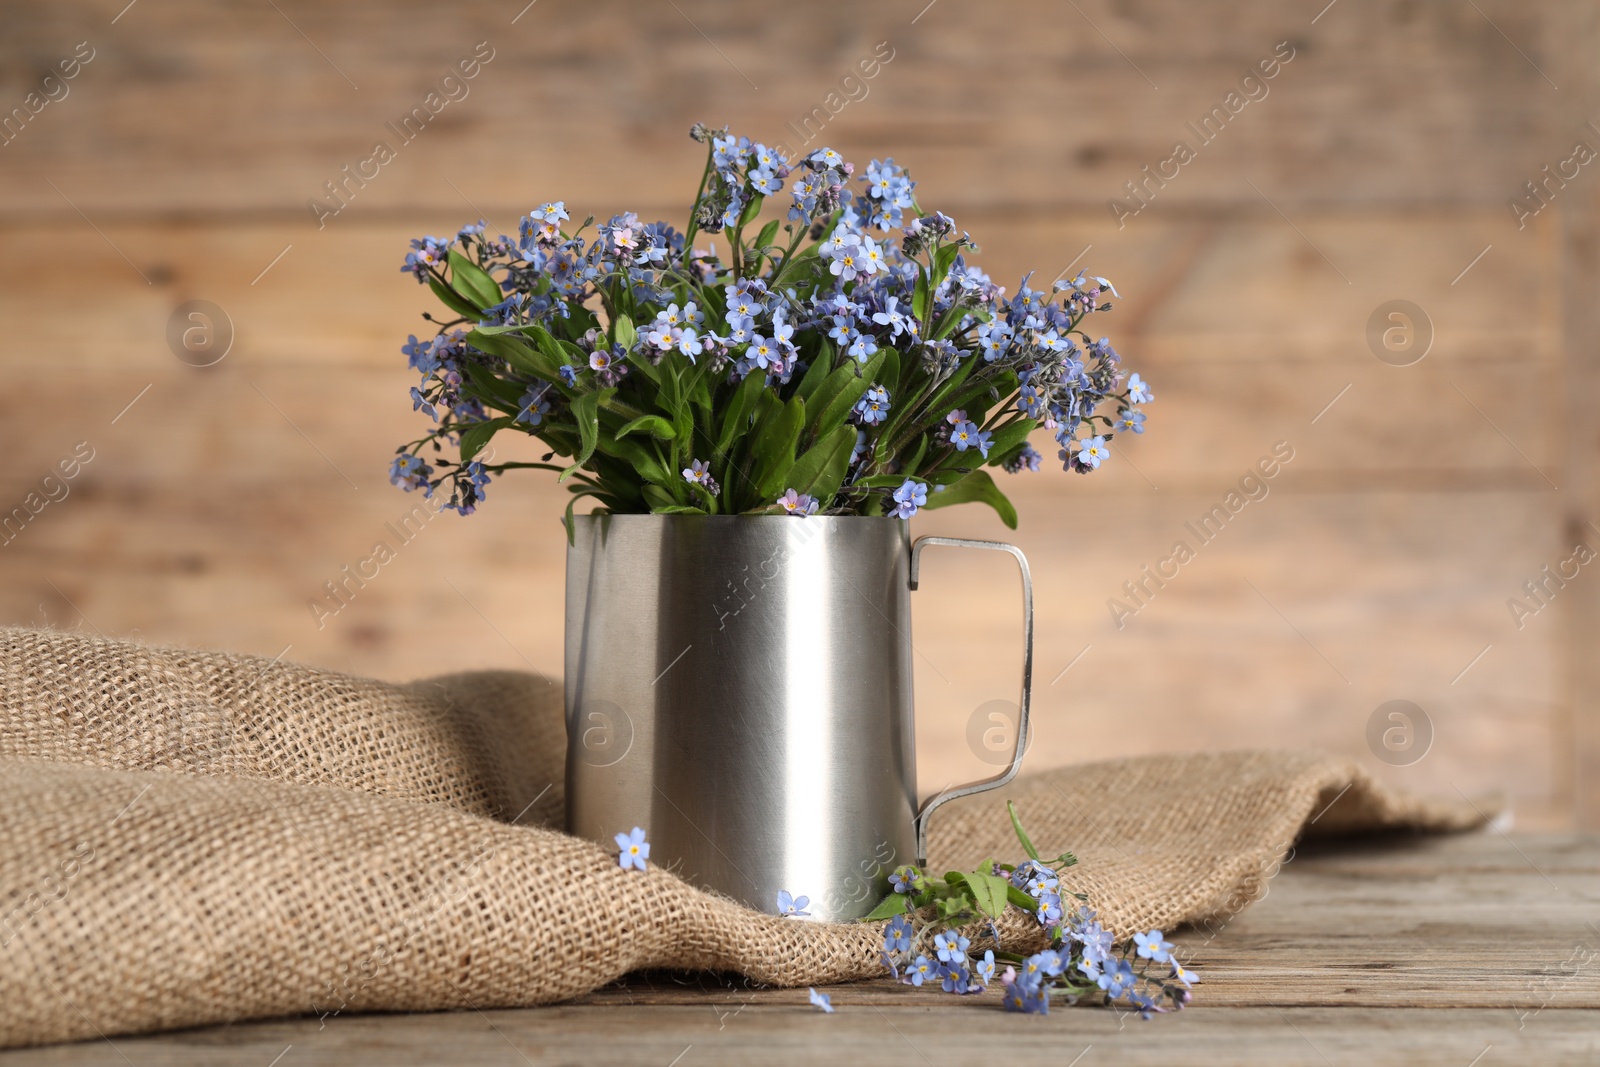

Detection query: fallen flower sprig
xmin=866 ymin=802 xmax=1196 ymax=1017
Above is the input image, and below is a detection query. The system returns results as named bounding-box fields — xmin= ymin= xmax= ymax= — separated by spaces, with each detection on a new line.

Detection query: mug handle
xmin=908 ymin=536 xmax=1035 ymax=866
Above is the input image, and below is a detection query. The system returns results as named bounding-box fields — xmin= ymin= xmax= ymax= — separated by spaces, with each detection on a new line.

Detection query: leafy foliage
xmin=391 ymin=125 xmax=1150 ymax=526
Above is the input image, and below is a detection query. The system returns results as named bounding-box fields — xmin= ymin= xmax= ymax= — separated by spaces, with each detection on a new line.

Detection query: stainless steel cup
xmin=564 ymin=513 xmax=1032 ymax=921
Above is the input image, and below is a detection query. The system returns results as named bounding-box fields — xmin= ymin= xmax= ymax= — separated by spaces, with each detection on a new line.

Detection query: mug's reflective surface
xmin=564 ymin=514 xmax=917 ymax=920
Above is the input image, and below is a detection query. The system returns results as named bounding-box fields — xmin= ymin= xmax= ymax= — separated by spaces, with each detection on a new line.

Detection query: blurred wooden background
xmin=2 ymin=0 xmax=1597 ymax=827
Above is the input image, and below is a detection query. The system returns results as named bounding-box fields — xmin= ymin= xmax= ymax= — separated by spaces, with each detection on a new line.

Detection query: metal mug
xmin=564 ymin=513 xmax=1033 ymax=921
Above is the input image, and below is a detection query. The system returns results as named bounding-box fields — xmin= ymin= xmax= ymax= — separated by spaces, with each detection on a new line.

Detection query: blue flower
xmin=826 ymin=233 xmax=882 ymax=282
xmin=1002 ymin=977 xmax=1049 ymax=1015
xmin=770 ymin=308 xmax=796 ymax=347
xmin=403 ymin=334 xmax=441 ymax=375
xmin=410 ymin=386 xmax=437 ymax=421
xmin=854 ymin=385 xmax=891 ymax=425
xmin=1170 ymin=958 xmax=1200 ymax=988
xmin=1073 ymin=436 xmax=1109 ymax=471
xmin=846 ymin=331 xmax=878 ymax=361
xmin=891 ymin=479 xmax=927 ymax=519
xmin=401 ymin=235 xmax=450 ymax=281
xmin=1127 ymin=372 xmax=1153 ymax=404
xmin=949 ymin=420 xmax=991 ymax=458
xmin=1004 ymin=443 xmax=1043 ymax=474
xmin=1077 ymin=921 xmax=1114 ymax=967
xmin=747 ymin=334 xmax=780 ymax=370
xmin=1010 ymin=860 xmax=1059 ymax=896
xmin=1134 ymin=929 xmax=1173 ymax=963
xmin=888 ymin=866 xmax=920 ymax=894
xmin=750 ymin=168 xmax=783 ymax=196
xmin=808 ymin=988 xmax=834 ymax=1013
xmin=614 ymin=826 xmax=649 ymax=871
xmin=1128 ymin=989 xmax=1165 ymax=1019
xmin=532 ymin=201 xmax=569 ymax=226
xmin=870 ymin=295 xmax=912 ymax=339
xmin=515 ymin=385 xmax=552 ymax=427
xmin=465 ymin=460 xmax=491 ymax=502
xmin=974 ymin=949 xmax=996 ymax=986
xmin=389 ymin=454 xmax=432 ymax=492
xmin=1034 ymin=890 xmax=1063 ymax=926
xmin=977 ymin=321 xmax=1013 ymax=362
xmin=934 ymin=930 xmax=970 ymax=964
xmin=851 ymin=429 xmax=869 ymax=466
xmin=677 ymin=328 xmax=705 ymax=363
xmin=1116 ymin=408 xmax=1146 ymax=434
xmin=940 ymin=962 xmax=975 ymax=995
xmin=777 ymin=489 xmax=819 ymax=516
xmin=683 ymin=459 xmax=713 ymax=486
xmin=558 ymin=365 xmax=579 ymax=387
xmin=1097 ymin=957 xmax=1136 ymax=999
xmin=776 ymin=891 xmax=811 ymax=917
xmin=883 ymin=914 xmax=913 ymax=954
xmin=904 ymin=955 xmax=935 ymax=987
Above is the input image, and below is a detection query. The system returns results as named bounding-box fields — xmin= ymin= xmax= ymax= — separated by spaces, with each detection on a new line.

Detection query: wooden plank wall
xmin=1 ymin=0 xmax=1595 ymax=827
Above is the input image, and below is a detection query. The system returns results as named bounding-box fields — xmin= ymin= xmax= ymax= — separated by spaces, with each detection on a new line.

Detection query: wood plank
xmin=0 ymin=1 xmax=1576 ymax=215
xmin=1 ymin=837 xmax=1595 ymax=1065
xmin=7 ymin=1008 xmax=1598 ymax=1067
xmin=1553 ymin=1 xmax=1600 ymax=828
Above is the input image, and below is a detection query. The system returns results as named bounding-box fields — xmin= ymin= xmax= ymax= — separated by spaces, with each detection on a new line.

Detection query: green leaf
xmin=561 ymin=490 xmax=603 ymax=546
xmin=912 ymin=267 xmax=931 ymax=325
xmin=880 ymin=346 xmax=902 ymax=400
xmin=593 ymin=435 xmax=672 ymax=487
xmin=919 ymin=469 xmax=1018 ymax=529
xmin=979 ymin=421 xmax=1037 ymax=468
xmin=753 ymin=218 xmax=780 ymax=251
xmin=651 ymin=504 xmax=707 ymax=515
xmin=785 ymin=423 xmax=856 ymax=506
xmin=862 ymin=893 xmax=911 ymax=921
xmin=752 ymin=395 xmax=806 ymax=500
xmin=931 ymin=240 xmax=962 ymax=291
xmin=795 ymin=340 xmax=835 ymax=403
xmin=613 ymin=313 xmax=637 ymax=352
xmin=1008 ymin=801 xmax=1041 ymax=863
xmin=739 ymin=193 xmax=765 ymax=226
xmin=459 ymin=416 xmax=514 ymax=461
xmin=810 ymin=349 xmax=887 ymax=441
xmin=465 ymin=328 xmax=557 ymax=380
xmin=1006 ymin=885 xmax=1040 ymax=913
xmin=561 ymin=391 xmax=601 ymax=481
xmin=961 ymin=866 xmax=1012 ymax=920
xmin=641 ymin=483 xmax=679 ymax=509
xmin=427 ymin=273 xmax=480 ymax=319
xmin=525 ymin=324 xmax=574 ymax=368
xmin=447 ymin=249 xmax=502 ymax=310
xmin=616 ymin=414 xmax=677 ymax=441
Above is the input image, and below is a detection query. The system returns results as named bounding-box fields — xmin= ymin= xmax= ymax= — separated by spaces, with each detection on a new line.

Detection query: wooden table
xmin=4 ymin=832 xmax=1597 ymax=1065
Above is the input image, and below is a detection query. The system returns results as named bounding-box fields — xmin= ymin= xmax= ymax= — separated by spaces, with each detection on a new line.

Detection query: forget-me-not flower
xmin=615 ymin=827 xmax=649 ymax=871
xmin=776 ymin=891 xmax=811 ymax=917
xmin=891 ymin=479 xmax=927 ymax=519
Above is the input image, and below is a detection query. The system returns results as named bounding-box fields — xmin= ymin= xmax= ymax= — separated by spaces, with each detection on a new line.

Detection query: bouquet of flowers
xmin=872 ymin=803 xmax=1196 ymax=1017
xmin=391 ymin=124 xmax=1151 ymax=529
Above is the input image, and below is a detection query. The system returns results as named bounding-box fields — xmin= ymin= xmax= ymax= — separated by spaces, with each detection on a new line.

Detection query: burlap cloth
xmin=0 ymin=626 xmax=1486 ymax=1048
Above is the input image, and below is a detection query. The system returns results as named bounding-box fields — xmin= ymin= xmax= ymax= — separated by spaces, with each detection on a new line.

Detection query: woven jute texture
xmin=0 ymin=626 xmax=1486 ymax=1048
